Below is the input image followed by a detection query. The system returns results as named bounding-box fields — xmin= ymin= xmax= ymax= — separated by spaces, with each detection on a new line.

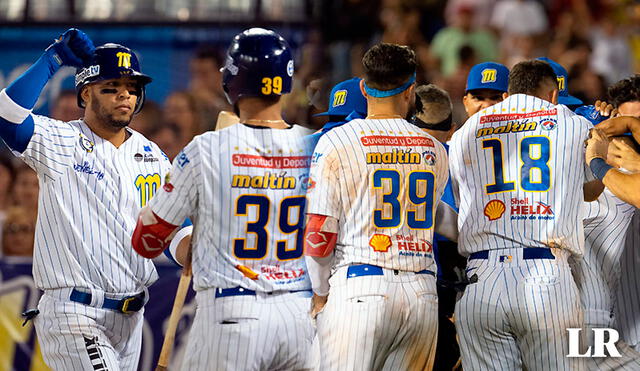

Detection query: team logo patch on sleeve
xmin=540 ymin=118 xmax=557 ymax=130
xmin=484 ymin=200 xmax=506 ymax=221
xmin=78 ymin=133 xmax=94 ymax=153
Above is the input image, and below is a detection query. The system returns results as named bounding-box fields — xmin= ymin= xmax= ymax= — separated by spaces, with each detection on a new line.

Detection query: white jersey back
xmin=149 ymin=124 xmax=313 ymax=293
xmin=449 ymin=94 xmax=594 ymax=256
xmin=14 ymin=116 xmax=170 ymax=294
xmin=306 ymin=118 xmax=449 ymax=273
xmin=616 ymin=210 xmax=640 ymax=347
xmin=573 ymin=190 xmax=635 ymax=325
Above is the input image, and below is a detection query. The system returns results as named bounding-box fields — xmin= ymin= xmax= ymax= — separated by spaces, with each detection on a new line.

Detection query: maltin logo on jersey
xmin=484 ymin=200 xmax=506 ymax=221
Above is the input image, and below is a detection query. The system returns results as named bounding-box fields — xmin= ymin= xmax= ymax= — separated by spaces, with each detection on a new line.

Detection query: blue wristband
xmin=589 ymin=158 xmax=613 ymax=180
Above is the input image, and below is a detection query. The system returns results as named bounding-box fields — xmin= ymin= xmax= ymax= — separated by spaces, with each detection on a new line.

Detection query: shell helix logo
xmin=117 ymin=52 xmax=132 ymax=68
xmin=369 ymin=234 xmax=392 ymax=253
xmin=481 ymin=69 xmax=497 ymax=83
xmin=484 ymin=199 xmax=506 ymax=221
xmin=332 ymin=90 xmax=348 ymax=107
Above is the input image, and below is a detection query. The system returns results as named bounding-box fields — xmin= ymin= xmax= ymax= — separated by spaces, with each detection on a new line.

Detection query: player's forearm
xmin=132 ymin=206 xmax=181 ymax=259
xmin=603 ymin=171 xmax=640 ymax=208
xmin=305 ymin=255 xmax=333 ymax=296
xmin=4 ymin=49 xmax=62 ymax=113
xmin=435 ymin=201 xmax=458 ymax=242
xmin=583 ymin=180 xmax=604 ymax=202
xmin=0 ymin=46 xmax=66 ymax=152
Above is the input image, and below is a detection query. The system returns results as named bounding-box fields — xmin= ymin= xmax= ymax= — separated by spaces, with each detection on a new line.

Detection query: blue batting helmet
xmin=75 ymin=43 xmax=152 ymax=113
xmin=221 ymin=28 xmax=294 ymax=105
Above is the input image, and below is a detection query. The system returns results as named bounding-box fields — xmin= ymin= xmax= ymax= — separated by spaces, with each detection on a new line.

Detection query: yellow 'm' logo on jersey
xmin=332 ymin=90 xmax=347 ymax=107
xmin=117 ymin=52 xmax=132 ymax=68
xmin=135 ymin=173 xmax=161 ymax=207
xmin=557 ymin=76 xmax=565 ymax=91
xmin=481 ymin=69 xmax=497 ymax=83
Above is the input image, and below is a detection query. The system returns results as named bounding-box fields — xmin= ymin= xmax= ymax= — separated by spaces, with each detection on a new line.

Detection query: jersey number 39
xmin=234 ymin=195 xmax=305 ymax=261
xmin=372 ymin=169 xmax=436 ymax=229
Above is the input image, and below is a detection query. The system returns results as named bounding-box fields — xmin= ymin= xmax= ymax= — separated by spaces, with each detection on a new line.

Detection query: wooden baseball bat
xmin=215 ymin=110 xmax=240 ymax=131
xmin=155 ymin=251 xmax=192 ymax=371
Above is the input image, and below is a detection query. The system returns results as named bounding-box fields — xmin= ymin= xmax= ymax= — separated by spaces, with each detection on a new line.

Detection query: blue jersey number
xmin=234 ymin=195 xmax=306 ymax=260
xmin=482 ymin=136 xmax=551 ymax=194
xmin=372 ymin=169 xmax=435 ymax=229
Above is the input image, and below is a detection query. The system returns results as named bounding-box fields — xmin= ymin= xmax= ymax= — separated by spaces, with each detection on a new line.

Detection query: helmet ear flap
xmin=134 ymin=85 xmax=146 ymax=114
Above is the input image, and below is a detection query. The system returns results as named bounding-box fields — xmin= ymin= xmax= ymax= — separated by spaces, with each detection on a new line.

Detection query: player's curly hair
xmin=362 ymin=43 xmax=416 ymax=91
xmin=608 ymin=75 xmax=640 ymax=108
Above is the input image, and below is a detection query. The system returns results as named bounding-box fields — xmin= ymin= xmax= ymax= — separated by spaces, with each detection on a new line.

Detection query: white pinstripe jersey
xmin=616 ymin=210 xmax=640 ymax=346
xmin=449 ymin=94 xmax=595 ymax=256
xmin=13 ymin=115 xmax=170 ymax=293
xmin=574 ymin=189 xmax=635 ymax=325
xmin=306 ymin=118 xmax=449 ymax=273
xmin=148 ymin=124 xmax=313 ymax=293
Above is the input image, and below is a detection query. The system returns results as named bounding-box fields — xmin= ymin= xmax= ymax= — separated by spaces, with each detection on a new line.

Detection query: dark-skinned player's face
xmin=84 ymin=77 xmax=140 ymax=128
xmin=463 ymin=89 xmax=504 ymax=117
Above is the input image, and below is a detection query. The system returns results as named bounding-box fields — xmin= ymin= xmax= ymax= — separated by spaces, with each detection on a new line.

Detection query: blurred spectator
xmin=188 ymin=47 xmax=231 ymax=130
xmin=12 ymin=164 xmax=39 ymax=222
xmin=129 ymin=100 xmax=163 ymax=137
xmin=164 ymin=91 xmax=203 ymax=141
xmin=445 ymin=0 xmax=496 ymax=28
xmin=569 ymin=65 xmax=607 ymax=106
xmin=589 ymin=16 xmax=633 ymax=86
xmin=1 ymin=206 xmax=35 ymax=257
xmin=435 ymin=45 xmax=479 ymax=124
xmin=149 ymin=122 xmax=183 ymax=161
xmin=491 ymin=0 xmax=548 ymax=58
xmin=50 ymin=89 xmax=84 ymax=122
xmin=431 ymin=2 xmax=499 ymax=77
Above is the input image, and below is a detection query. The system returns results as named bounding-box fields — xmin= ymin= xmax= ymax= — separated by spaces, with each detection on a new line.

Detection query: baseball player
xmin=571 ymin=75 xmax=640 ymax=370
xmin=0 ymin=29 xmax=171 ymax=370
xmin=412 ymin=83 xmax=463 ymax=370
xmin=304 ymin=43 xmax=450 ymax=370
xmin=307 ymin=77 xmax=367 ymax=148
xmin=462 ymin=61 xmax=509 ymax=118
xmin=449 ymin=60 xmax=603 ymax=370
xmin=131 ymin=28 xmax=316 ymax=371
xmin=537 ymin=57 xmax=584 ymax=109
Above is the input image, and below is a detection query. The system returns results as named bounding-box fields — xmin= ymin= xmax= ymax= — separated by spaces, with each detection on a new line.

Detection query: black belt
xmin=469 ymin=247 xmax=555 ymax=261
xmin=214 ymin=287 xmax=312 ymax=298
xmin=69 ymin=289 xmax=145 ymax=314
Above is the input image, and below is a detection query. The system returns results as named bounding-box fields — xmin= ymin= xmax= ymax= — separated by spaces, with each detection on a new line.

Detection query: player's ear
xmin=502 ymin=92 xmax=509 ymax=100
xmin=551 ymin=89 xmax=559 ymax=105
xmin=359 ymin=79 xmax=368 ymax=98
xmin=80 ymin=86 xmax=91 ymax=108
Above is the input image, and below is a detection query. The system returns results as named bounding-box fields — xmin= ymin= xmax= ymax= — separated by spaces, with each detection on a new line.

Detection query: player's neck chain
xmin=367 ymin=114 xmax=403 ymax=120
xmin=243 ymin=119 xmax=288 ymax=124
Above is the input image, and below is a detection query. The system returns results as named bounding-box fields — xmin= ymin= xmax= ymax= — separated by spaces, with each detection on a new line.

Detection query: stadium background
xmin=0 ymin=0 xmax=638 ymax=370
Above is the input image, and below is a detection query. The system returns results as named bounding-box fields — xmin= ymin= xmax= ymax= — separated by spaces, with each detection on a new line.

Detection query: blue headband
xmin=363 ymin=73 xmax=416 ymax=98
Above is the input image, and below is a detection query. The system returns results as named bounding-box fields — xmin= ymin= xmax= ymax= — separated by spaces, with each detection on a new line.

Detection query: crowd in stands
xmin=0 ymin=0 xmax=638 ymax=257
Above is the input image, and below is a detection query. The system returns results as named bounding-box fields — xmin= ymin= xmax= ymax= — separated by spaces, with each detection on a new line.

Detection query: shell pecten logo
xmin=369 ymin=234 xmax=392 ymax=252
xmin=484 ymin=200 xmax=506 ymax=221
